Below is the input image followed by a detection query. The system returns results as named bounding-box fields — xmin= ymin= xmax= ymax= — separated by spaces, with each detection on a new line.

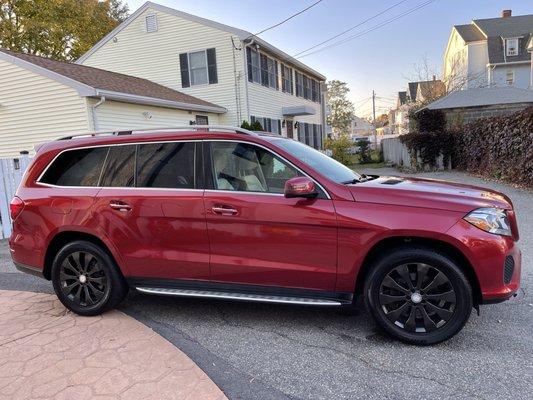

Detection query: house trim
xmin=486 ymin=60 xmax=531 ymax=66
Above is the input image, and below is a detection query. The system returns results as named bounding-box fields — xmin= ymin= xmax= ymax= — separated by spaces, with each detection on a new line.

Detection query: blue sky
xmin=125 ymin=0 xmax=532 ymax=118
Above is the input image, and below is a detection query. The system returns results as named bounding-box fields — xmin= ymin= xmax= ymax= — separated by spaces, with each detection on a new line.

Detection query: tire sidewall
xmin=51 ymin=241 xmax=116 ymax=316
xmin=365 ymin=247 xmax=473 ymax=345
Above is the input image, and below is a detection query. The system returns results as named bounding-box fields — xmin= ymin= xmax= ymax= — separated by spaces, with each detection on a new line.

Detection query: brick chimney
xmin=502 ymin=10 xmax=512 ymax=18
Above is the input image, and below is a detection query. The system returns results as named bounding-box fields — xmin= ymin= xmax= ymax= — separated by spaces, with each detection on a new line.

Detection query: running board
xmin=135 ymin=286 xmax=344 ymax=306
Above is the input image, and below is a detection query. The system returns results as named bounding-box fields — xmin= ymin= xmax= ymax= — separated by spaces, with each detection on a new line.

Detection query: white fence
xmin=0 ymin=155 xmax=32 ymax=239
xmin=381 ymin=137 xmax=449 ymax=170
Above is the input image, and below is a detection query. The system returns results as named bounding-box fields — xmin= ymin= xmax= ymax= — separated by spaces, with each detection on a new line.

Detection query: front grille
xmin=504 ymin=256 xmax=515 ymax=284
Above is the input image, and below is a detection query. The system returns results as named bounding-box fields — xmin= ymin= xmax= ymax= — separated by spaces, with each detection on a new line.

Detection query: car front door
xmin=93 ymin=141 xmax=210 ymax=282
xmin=203 ymin=140 xmax=338 ymax=291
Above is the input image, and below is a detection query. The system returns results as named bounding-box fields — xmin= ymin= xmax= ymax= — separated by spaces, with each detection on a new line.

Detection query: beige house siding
xmin=88 ymin=98 xmax=221 ymax=131
xmin=0 ymin=59 xmax=90 ymax=157
xmin=80 ymin=6 xmax=241 ymax=125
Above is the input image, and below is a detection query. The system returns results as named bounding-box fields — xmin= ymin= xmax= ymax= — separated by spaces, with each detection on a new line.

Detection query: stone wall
xmin=444 ymin=103 xmax=532 ymax=127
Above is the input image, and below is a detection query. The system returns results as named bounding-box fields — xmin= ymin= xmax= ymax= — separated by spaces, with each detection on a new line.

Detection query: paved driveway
xmin=1 ymin=169 xmax=532 ymax=400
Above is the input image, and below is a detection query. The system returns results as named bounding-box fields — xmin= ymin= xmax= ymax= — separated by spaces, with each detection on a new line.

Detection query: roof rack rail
xmin=56 ymin=125 xmax=258 ymax=141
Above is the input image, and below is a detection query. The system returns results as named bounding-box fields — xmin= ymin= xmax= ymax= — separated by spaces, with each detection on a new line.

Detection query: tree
xmin=0 ymin=0 xmax=129 ymax=61
xmin=324 ymin=135 xmax=352 ymax=166
xmin=326 ymin=80 xmax=355 ymax=136
xmin=374 ymin=113 xmax=389 ymax=128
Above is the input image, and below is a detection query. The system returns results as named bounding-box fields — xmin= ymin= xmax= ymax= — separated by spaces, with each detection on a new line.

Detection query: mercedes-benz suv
xmin=9 ymin=126 xmax=521 ymax=345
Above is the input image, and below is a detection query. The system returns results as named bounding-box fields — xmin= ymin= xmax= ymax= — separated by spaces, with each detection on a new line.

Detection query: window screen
xmin=136 ymin=142 xmax=196 ymax=189
xmin=40 ymin=147 xmax=108 ymax=186
xmin=101 ymin=145 xmax=136 ymax=187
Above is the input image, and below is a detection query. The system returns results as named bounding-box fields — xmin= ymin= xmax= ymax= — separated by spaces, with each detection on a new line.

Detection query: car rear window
xmin=136 ymin=142 xmax=196 ymax=189
xmin=100 ymin=145 xmax=136 ymax=187
xmin=39 ymin=147 xmax=108 ymax=186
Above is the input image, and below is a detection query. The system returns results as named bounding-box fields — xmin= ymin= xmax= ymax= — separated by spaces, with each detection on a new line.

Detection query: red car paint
xmin=9 ymin=130 xmax=521 ymax=303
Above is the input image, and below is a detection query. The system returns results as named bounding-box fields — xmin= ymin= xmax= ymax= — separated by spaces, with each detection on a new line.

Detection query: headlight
xmin=463 ymin=207 xmax=512 ymax=236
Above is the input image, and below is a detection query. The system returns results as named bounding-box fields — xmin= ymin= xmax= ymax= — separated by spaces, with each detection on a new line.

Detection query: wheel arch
xmin=43 ymin=231 xmax=125 ymax=280
xmin=354 ymin=236 xmax=482 ymax=306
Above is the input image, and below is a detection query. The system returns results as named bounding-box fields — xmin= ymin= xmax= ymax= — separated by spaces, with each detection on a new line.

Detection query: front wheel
xmin=364 ymin=246 xmax=473 ymax=345
xmin=51 ymin=240 xmax=128 ymax=316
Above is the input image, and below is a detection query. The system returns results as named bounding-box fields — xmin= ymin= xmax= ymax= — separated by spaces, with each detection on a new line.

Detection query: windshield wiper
xmin=341 ymin=177 xmax=362 ymax=185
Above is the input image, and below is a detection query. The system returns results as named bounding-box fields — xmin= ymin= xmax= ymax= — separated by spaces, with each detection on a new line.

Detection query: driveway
xmin=1 ymin=169 xmax=531 ymax=400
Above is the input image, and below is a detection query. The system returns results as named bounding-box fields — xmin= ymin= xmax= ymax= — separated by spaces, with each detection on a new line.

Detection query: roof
xmin=454 ymin=24 xmax=485 ymax=42
xmin=0 ymin=49 xmax=226 ymax=113
xmin=407 ymin=80 xmax=445 ymax=103
xmin=473 ymin=14 xmax=533 ymax=38
xmin=408 ymin=82 xmax=418 ymax=102
xmin=398 ymin=91 xmax=407 ymax=106
xmin=426 ymin=87 xmax=533 ymax=110
xmin=76 ymin=1 xmax=325 ymax=81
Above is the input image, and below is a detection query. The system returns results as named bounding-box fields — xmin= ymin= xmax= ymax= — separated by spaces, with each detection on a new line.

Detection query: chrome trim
xmin=135 ymin=286 xmax=342 ymax=306
xmin=204 ymin=189 xmax=283 ymax=197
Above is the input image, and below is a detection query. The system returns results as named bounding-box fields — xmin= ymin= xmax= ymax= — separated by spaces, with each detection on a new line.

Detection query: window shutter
xmin=206 ymin=48 xmax=218 ymax=84
xmin=274 ymin=61 xmax=279 ymax=90
xmin=251 ymin=115 xmax=256 ymax=123
xmin=246 ymin=48 xmax=253 ymax=83
xmin=145 ymin=14 xmax=157 ymax=32
xmin=260 ymin=54 xmax=269 ymax=87
xmin=179 ymin=53 xmax=190 ymax=88
xmin=290 ymin=68 xmax=294 ymax=94
xmin=277 ymin=120 xmax=282 ymax=135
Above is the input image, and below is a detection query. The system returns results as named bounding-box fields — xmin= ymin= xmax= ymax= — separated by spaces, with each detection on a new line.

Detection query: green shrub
xmin=357 ymin=139 xmax=372 ymax=164
xmin=324 ymin=135 xmax=353 ymax=166
xmin=401 ymin=131 xmax=454 ymax=169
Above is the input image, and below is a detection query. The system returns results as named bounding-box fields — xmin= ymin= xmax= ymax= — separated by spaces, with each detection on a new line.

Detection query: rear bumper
xmin=13 ymin=262 xmax=46 ymax=279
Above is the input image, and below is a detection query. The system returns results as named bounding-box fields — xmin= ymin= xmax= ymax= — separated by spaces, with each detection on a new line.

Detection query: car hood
xmin=348 ymin=175 xmax=513 ymax=213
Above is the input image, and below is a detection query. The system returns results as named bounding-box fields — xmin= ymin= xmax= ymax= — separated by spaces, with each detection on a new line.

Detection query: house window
xmin=145 ymin=14 xmax=157 ymax=33
xmin=259 ymin=54 xmax=278 ymax=89
xmin=179 ymin=48 xmax=217 ymax=88
xmin=311 ymin=80 xmax=321 ymax=103
xmin=506 ymin=38 xmax=519 ymax=56
xmin=304 ymin=76 xmax=312 ymax=100
xmin=247 ymin=47 xmax=261 ymax=83
xmin=282 ymin=65 xmax=293 ymax=94
xmin=295 ymin=71 xmax=304 ymax=97
xmin=506 ymin=69 xmax=515 ymax=85
xmin=250 ymin=116 xmax=281 ymax=134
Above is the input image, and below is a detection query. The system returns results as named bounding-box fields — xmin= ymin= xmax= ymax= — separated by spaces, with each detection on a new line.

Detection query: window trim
xmin=505 ymin=37 xmax=519 ymax=56
xmin=187 ymin=49 xmax=210 ymax=86
xmin=145 ymin=14 xmax=158 ymax=33
xmin=506 ymin=69 xmax=515 ymax=85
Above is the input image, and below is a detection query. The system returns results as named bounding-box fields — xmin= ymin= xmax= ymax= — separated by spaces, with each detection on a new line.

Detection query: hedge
xmin=453 ymin=107 xmax=533 ymax=187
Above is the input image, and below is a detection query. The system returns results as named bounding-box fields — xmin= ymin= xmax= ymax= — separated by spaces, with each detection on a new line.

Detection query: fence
xmin=0 ymin=155 xmax=32 ymax=239
xmin=381 ymin=137 xmax=449 ymax=170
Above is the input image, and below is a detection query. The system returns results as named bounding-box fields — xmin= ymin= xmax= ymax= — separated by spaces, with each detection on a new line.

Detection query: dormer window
xmin=506 ymin=38 xmax=519 ymax=56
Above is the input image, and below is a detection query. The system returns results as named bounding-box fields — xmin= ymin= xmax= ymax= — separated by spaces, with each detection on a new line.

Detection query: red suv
xmin=9 ymin=126 xmax=521 ymax=345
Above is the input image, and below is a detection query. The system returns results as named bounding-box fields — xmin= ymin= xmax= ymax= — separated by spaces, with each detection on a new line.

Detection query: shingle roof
xmin=398 ymin=91 xmax=407 ymax=106
xmin=454 ymin=24 xmax=485 ymax=42
xmin=426 ymin=87 xmax=533 ymax=110
xmin=408 ymin=82 xmax=419 ymax=102
xmin=0 ymin=48 xmax=226 ymax=112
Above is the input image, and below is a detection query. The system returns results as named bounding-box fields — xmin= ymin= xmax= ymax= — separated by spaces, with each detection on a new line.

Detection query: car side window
xmin=100 ymin=145 xmax=136 ymax=187
xmin=210 ymin=142 xmax=299 ymax=193
xmin=39 ymin=147 xmax=108 ymax=187
xmin=136 ymin=142 xmax=196 ymax=189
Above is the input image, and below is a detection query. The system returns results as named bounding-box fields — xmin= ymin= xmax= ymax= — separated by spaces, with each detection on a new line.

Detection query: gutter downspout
xmin=242 ymin=39 xmax=251 ymax=122
xmin=91 ymin=96 xmax=106 ymax=131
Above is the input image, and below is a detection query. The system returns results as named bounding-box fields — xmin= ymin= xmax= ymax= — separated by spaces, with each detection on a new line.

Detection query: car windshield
xmin=270 ymin=138 xmax=362 ymax=184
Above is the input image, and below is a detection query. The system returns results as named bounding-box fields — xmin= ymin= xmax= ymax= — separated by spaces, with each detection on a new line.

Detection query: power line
xmin=296 ymin=0 xmax=437 ymax=58
xmin=293 ymin=0 xmax=410 ymax=57
xmin=250 ymin=0 xmax=323 ymax=38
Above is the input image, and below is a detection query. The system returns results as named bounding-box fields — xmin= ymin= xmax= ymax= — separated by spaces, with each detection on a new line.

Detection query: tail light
xmin=9 ymin=196 xmax=25 ymax=220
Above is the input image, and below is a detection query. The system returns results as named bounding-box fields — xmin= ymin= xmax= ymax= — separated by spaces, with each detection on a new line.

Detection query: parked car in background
xmin=9 ymin=126 xmax=521 ymax=345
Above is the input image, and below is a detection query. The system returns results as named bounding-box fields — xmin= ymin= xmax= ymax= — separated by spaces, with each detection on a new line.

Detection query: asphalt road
xmin=1 ymin=169 xmax=532 ymax=400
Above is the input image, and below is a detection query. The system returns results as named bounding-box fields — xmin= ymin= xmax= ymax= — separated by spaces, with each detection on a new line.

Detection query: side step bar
xmin=135 ymin=286 xmax=344 ymax=306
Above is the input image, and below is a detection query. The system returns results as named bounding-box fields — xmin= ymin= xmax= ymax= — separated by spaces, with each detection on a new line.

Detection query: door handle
xmin=212 ymin=206 xmax=238 ymax=215
xmin=109 ymin=201 xmax=132 ymax=212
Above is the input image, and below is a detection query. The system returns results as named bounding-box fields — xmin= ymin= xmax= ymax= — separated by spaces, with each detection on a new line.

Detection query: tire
xmin=51 ymin=240 xmax=128 ymax=316
xmin=364 ymin=246 xmax=472 ymax=345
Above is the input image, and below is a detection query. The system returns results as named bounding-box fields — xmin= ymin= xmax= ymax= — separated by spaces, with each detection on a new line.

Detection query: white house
xmin=443 ymin=10 xmax=533 ymax=90
xmin=76 ymin=1 xmax=327 ymax=149
xmin=0 ymin=48 xmax=225 ymax=157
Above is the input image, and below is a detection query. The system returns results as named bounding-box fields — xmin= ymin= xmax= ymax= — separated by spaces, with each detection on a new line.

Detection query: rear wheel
xmin=51 ymin=240 xmax=128 ymax=316
xmin=364 ymin=246 xmax=472 ymax=345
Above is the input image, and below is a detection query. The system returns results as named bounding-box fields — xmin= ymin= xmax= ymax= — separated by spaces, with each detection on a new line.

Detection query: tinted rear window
xmin=101 ymin=145 xmax=136 ymax=187
xmin=40 ymin=147 xmax=108 ymax=186
xmin=136 ymin=142 xmax=196 ymax=189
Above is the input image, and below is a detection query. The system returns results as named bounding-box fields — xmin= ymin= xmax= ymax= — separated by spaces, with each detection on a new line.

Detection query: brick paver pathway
xmin=0 ymin=290 xmax=228 ymax=400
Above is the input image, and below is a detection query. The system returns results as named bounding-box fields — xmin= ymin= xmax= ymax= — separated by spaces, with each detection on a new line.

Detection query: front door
xmin=203 ymin=140 xmax=338 ymax=291
xmin=93 ymin=141 xmax=210 ymax=281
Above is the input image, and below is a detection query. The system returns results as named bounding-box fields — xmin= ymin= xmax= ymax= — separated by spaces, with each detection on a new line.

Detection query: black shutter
xmin=260 ymin=54 xmax=268 ymax=87
xmin=246 ymin=48 xmax=253 ymax=83
xmin=274 ymin=60 xmax=279 ymax=90
xmin=206 ymin=48 xmax=218 ymax=84
xmin=277 ymin=119 xmax=282 ymax=135
xmin=290 ymin=68 xmax=294 ymax=94
xmin=179 ymin=53 xmax=190 ymax=88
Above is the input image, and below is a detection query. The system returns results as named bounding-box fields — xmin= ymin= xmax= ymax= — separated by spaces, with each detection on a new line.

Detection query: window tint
xmin=40 ymin=147 xmax=108 ymax=186
xmin=137 ymin=142 xmax=196 ymax=189
xmin=210 ymin=142 xmax=299 ymax=193
xmin=101 ymin=145 xmax=136 ymax=187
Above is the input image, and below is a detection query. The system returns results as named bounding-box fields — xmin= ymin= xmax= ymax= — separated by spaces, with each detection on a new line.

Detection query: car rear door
xmin=203 ymin=140 xmax=338 ymax=291
xmin=92 ymin=141 xmax=210 ymax=282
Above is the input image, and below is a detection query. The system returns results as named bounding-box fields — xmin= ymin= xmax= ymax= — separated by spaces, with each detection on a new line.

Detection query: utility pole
xmin=372 ymin=90 xmax=376 ymax=124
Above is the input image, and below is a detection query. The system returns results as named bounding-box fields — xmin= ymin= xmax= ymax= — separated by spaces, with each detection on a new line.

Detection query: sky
xmin=125 ymin=0 xmax=532 ymax=118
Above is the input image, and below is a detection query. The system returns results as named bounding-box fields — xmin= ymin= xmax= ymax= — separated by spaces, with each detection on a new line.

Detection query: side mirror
xmin=284 ymin=176 xmax=318 ymax=199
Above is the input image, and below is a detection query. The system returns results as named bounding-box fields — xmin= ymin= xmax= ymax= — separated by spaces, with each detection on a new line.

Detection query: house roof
xmin=425 ymin=87 xmax=533 ymax=110
xmin=454 ymin=24 xmax=485 ymax=42
xmin=398 ymin=91 xmax=407 ymax=106
xmin=408 ymin=82 xmax=419 ymax=102
xmin=76 ymin=1 xmax=325 ymax=81
xmin=407 ymin=80 xmax=445 ymax=103
xmin=0 ymin=48 xmax=226 ymax=113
